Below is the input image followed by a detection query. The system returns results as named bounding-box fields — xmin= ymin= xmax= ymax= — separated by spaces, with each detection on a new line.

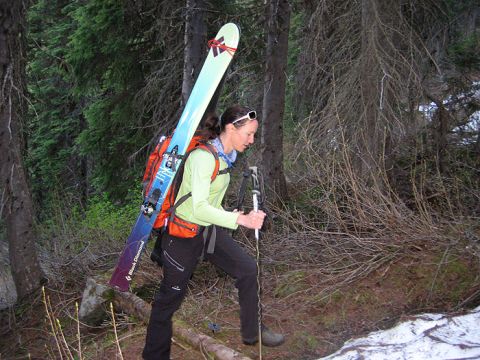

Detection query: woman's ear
xmin=224 ymin=123 xmax=236 ymax=133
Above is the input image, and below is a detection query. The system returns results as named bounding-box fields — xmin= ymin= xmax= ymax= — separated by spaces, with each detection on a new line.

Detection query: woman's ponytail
xmin=196 ymin=112 xmax=220 ymax=140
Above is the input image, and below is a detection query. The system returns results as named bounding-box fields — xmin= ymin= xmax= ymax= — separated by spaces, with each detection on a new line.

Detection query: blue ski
xmin=109 ymin=23 xmax=240 ymax=291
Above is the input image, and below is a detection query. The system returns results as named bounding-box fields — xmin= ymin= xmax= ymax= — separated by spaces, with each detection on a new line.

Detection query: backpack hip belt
xmin=168 ymin=213 xmax=202 ymax=238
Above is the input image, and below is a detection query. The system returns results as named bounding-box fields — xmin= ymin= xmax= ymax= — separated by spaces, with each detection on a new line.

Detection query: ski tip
xmin=230 ymin=22 xmax=241 ymax=38
xmin=208 ymin=23 xmax=240 ymax=58
xmin=217 ymin=23 xmax=240 ymax=43
xmin=223 ymin=22 xmax=240 ymax=34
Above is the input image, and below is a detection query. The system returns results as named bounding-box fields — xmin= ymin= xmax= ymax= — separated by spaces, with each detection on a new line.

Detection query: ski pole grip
xmin=252 ymin=191 xmax=260 ymax=239
xmin=250 ymin=166 xmax=260 ymax=239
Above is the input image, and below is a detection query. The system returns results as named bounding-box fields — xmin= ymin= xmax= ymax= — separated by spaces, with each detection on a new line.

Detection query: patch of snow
xmin=418 ymin=81 xmax=480 ymax=123
xmin=318 ymin=306 xmax=480 ymax=360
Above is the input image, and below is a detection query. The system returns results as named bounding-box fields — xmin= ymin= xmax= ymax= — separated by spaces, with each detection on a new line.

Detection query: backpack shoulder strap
xmin=168 ymin=142 xmax=233 ymax=219
xmin=195 ymin=142 xmax=222 ymax=182
xmin=198 ymin=142 xmax=234 ymax=178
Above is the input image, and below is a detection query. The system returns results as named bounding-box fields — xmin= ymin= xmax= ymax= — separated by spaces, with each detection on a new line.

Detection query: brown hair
xmin=196 ymin=105 xmax=255 ymax=140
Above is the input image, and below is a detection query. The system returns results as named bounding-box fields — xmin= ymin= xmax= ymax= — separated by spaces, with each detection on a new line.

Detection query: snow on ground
xmin=319 ymin=305 xmax=480 ymax=360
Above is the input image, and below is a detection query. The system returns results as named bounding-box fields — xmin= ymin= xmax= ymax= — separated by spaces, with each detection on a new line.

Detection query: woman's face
xmin=230 ymin=119 xmax=259 ymax=152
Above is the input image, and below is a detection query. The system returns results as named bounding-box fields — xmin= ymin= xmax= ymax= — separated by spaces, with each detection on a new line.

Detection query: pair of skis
xmin=109 ymin=23 xmax=240 ymax=292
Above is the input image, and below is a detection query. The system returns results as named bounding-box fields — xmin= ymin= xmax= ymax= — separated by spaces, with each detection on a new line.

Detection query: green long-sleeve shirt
xmin=174 ymin=148 xmax=239 ymax=229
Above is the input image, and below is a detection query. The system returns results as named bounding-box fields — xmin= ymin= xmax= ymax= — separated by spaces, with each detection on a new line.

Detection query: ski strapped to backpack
xmin=142 ymin=134 xmax=230 ymax=238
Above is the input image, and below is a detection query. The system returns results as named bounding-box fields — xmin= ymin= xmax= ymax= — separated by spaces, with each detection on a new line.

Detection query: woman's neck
xmin=219 ymin=133 xmax=233 ymax=153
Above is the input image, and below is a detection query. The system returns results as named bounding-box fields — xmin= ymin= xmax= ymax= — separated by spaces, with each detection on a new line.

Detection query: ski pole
xmin=250 ymin=166 xmax=262 ymax=359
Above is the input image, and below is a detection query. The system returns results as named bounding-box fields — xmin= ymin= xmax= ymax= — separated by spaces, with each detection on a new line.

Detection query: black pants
xmin=142 ymin=227 xmax=259 ymax=360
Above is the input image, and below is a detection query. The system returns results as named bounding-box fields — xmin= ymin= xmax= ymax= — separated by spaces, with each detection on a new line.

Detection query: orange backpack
xmin=142 ymin=135 xmax=228 ymax=236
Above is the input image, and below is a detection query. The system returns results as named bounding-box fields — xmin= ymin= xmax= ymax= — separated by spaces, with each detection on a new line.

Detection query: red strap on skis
xmin=208 ymin=38 xmax=237 ymax=56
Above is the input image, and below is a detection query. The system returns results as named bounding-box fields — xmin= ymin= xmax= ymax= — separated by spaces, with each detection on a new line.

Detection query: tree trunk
xmin=205 ymin=73 xmax=226 ymax=116
xmin=292 ymin=0 xmax=319 ymax=120
xmin=181 ymin=0 xmax=207 ymax=108
xmin=358 ymin=0 xmax=381 ymax=179
xmin=261 ymin=0 xmax=290 ymax=203
xmin=434 ymin=105 xmax=449 ymax=174
xmin=78 ymin=113 xmax=89 ymax=208
xmin=0 ymin=0 xmax=45 ymax=300
xmin=425 ymin=93 xmax=450 ymax=175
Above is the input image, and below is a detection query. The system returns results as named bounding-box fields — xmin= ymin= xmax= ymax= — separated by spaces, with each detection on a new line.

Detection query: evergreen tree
xmin=28 ymin=0 xmax=185 ymax=205
xmin=67 ymin=0 xmax=157 ymax=199
xmin=27 ymin=0 xmax=86 ymax=213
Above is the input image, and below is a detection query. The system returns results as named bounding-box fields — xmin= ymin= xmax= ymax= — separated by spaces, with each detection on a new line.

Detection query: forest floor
xmin=1 ymin=239 xmax=479 ymax=360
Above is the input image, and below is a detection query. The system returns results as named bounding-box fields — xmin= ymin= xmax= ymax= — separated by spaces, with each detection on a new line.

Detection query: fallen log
xmin=111 ymin=284 xmax=252 ymax=360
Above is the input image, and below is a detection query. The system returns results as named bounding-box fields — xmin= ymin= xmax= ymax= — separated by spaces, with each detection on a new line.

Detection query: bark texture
xmin=261 ymin=0 xmax=290 ymax=203
xmin=181 ymin=0 xmax=207 ymax=108
xmin=0 ymin=0 xmax=45 ymax=299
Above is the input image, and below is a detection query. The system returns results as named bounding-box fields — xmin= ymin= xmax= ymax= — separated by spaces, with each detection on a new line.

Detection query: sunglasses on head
xmin=232 ymin=110 xmax=257 ymax=125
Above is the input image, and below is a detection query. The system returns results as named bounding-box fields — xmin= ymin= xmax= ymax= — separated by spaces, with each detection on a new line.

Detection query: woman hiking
xmin=142 ymin=105 xmax=285 ymax=359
